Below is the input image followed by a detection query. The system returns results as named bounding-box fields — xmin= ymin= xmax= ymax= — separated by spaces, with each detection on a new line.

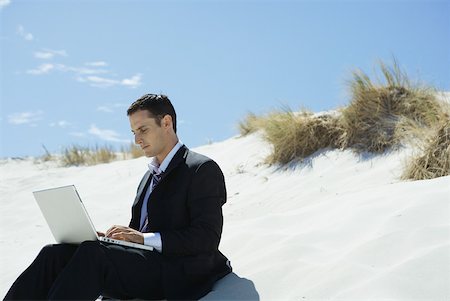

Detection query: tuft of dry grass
xmin=36 ymin=143 xmax=144 ymax=167
xmin=339 ymin=60 xmax=445 ymax=153
xmin=93 ymin=145 xmax=117 ymax=164
xmin=40 ymin=144 xmax=54 ymax=162
xmin=402 ymin=120 xmax=450 ymax=180
xmin=61 ymin=145 xmax=117 ymax=167
xmin=238 ymin=112 xmax=265 ymax=136
xmin=121 ymin=143 xmax=144 ymax=160
xmin=129 ymin=143 xmax=144 ymax=158
xmin=263 ymin=110 xmax=343 ymax=164
xmin=35 ymin=143 xmax=146 ymax=167
xmin=61 ymin=146 xmax=89 ymax=166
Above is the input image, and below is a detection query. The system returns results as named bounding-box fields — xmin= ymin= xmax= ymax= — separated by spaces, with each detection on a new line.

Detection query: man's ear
xmin=162 ymin=115 xmax=172 ymax=129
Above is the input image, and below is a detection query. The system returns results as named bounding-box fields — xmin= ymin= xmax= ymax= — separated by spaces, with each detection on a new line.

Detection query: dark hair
xmin=127 ymin=94 xmax=177 ymax=133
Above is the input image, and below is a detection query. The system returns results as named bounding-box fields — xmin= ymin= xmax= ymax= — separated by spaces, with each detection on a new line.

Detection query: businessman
xmin=5 ymin=94 xmax=231 ymax=300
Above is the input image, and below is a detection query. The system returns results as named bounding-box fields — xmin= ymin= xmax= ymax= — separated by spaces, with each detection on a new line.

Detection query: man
xmin=4 ymin=94 xmax=231 ymax=300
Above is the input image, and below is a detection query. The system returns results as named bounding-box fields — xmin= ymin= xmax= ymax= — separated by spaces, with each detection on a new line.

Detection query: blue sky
xmin=1 ymin=0 xmax=449 ymax=158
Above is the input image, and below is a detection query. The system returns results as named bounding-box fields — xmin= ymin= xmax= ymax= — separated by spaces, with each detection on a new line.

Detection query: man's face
xmin=129 ymin=110 xmax=167 ymax=158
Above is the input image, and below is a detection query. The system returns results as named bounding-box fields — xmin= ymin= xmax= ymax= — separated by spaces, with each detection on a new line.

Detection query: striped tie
xmin=151 ymin=171 xmax=162 ymax=190
xmin=139 ymin=171 xmax=163 ymax=232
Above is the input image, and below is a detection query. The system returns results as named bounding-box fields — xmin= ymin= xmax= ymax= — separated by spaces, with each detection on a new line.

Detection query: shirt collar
xmin=147 ymin=140 xmax=183 ymax=174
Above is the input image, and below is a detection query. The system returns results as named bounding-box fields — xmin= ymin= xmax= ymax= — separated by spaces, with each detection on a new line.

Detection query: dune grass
xmin=61 ymin=145 xmax=117 ymax=167
xmin=263 ymin=110 xmax=343 ymax=164
xmin=120 ymin=143 xmax=145 ymax=160
xmin=402 ymin=119 xmax=450 ymax=180
xmin=238 ymin=112 xmax=265 ymax=136
xmin=238 ymin=59 xmax=450 ymax=180
xmin=34 ymin=143 xmax=145 ymax=167
xmin=339 ymin=60 xmax=444 ymax=153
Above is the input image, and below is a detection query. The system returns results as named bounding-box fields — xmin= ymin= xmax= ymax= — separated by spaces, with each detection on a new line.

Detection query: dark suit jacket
xmin=129 ymin=145 xmax=231 ymax=300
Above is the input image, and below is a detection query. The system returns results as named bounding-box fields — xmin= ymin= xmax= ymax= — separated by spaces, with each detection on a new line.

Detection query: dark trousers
xmin=4 ymin=241 xmax=164 ymax=300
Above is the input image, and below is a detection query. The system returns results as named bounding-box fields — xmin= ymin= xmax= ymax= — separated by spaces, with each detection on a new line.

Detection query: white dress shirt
xmin=140 ymin=140 xmax=183 ymax=253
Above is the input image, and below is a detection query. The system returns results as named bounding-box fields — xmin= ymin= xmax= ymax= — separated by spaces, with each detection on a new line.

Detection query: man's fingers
xmin=105 ymin=226 xmax=143 ymax=244
xmin=110 ymin=230 xmax=132 ymax=238
xmin=110 ymin=230 xmax=143 ymax=244
xmin=105 ymin=228 xmax=115 ymax=237
xmin=105 ymin=225 xmax=125 ymax=237
xmin=110 ymin=232 xmax=124 ymax=239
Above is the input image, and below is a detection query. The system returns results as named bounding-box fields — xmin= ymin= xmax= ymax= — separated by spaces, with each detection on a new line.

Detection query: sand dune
xmin=1 ymin=132 xmax=449 ymax=300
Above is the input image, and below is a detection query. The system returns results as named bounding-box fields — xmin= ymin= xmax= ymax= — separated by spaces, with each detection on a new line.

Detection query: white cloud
xmin=8 ymin=110 xmax=43 ymax=125
xmin=85 ymin=61 xmax=108 ymax=67
xmin=27 ymin=63 xmax=54 ymax=75
xmin=80 ymin=74 xmax=141 ymax=88
xmin=0 ymin=0 xmax=11 ymax=9
xmin=49 ymin=120 xmax=70 ymax=128
xmin=65 ymin=65 xmax=107 ymax=75
xmin=121 ymin=74 xmax=142 ymax=88
xmin=34 ymin=49 xmax=68 ymax=59
xmin=84 ymin=76 xmax=119 ymax=88
xmin=34 ymin=52 xmax=53 ymax=59
xmin=97 ymin=106 xmax=114 ymax=113
xmin=17 ymin=25 xmax=34 ymax=41
xmin=25 ymin=57 xmax=141 ymax=89
xmin=26 ymin=63 xmax=108 ymax=76
xmin=88 ymin=125 xmax=130 ymax=143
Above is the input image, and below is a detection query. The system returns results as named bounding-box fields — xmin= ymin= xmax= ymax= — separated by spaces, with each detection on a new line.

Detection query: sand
xmin=1 ymin=132 xmax=449 ymax=300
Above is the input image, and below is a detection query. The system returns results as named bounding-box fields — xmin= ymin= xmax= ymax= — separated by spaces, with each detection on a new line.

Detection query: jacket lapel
xmin=159 ymin=145 xmax=188 ymax=182
xmin=133 ymin=170 xmax=152 ymax=206
xmin=146 ymin=145 xmax=188 ymax=200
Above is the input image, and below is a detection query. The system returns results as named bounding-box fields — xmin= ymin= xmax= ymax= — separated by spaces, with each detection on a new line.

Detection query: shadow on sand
xmin=201 ymin=273 xmax=259 ymax=300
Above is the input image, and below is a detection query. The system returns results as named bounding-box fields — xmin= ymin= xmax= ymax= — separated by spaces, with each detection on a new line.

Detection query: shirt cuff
xmin=143 ymin=232 xmax=162 ymax=253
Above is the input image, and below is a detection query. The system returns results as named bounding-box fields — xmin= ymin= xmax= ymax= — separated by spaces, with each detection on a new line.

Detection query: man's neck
xmin=156 ymin=138 xmax=179 ymax=165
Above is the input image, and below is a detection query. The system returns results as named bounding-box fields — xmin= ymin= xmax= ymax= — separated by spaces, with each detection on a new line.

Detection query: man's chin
xmin=141 ymin=147 xmax=151 ymax=157
xmin=143 ymin=150 xmax=154 ymax=158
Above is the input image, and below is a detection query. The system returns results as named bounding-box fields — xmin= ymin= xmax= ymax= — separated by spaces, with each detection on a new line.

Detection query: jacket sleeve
xmin=160 ymin=160 xmax=226 ymax=256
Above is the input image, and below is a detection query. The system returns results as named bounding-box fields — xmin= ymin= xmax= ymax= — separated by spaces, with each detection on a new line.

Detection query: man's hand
xmin=105 ymin=225 xmax=144 ymax=244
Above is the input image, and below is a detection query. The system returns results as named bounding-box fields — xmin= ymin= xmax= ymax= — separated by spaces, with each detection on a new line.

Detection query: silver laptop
xmin=33 ymin=185 xmax=153 ymax=251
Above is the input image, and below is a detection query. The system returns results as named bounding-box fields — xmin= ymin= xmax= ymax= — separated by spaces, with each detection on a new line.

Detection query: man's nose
xmin=134 ymin=134 xmax=142 ymax=145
